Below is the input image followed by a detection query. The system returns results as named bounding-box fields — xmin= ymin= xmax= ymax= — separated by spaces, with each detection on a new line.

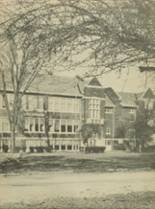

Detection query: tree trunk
xmin=46 ymin=132 xmax=50 ymax=147
xmin=44 ymin=111 xmax=50 ymax=148
xmin=10 ymin=123 xmax=16 ymax=153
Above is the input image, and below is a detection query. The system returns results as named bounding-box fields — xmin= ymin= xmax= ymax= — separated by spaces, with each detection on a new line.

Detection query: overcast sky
xmin=0 ymin=0 xmax=155 ymax=93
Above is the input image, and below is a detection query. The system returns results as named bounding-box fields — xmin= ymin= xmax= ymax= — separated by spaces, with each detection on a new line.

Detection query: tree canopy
xmin=1 ymin=0 xmax=155 ymax=77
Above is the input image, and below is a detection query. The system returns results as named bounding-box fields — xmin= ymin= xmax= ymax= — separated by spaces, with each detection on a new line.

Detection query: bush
xmin=113 ymin=144 xmax=126 ymax=150
xmin=85 ymin=146 xmax=105 ymax=153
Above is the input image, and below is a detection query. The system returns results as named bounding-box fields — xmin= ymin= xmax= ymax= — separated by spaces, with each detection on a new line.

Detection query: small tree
xmin=81 ymin=124 xmax=94 ymax=146
xmin=80 ymin=124 xmax=101 ymax=146
xmin=134 ymin=102 xmax=155 ymax=151
xmin=116 ymin=123 xmax=128 ymax=139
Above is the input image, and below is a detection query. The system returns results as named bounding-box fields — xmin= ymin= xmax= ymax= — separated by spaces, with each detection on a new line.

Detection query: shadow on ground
xmin=0 ymin=152 xmax=155 ymax=174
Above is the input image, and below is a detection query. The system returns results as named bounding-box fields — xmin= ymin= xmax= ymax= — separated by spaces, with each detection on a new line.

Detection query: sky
xmin=57 ymin=65 xmax=155 ymax=93
xmin=0 ymin=0 xmax=155 ymax=93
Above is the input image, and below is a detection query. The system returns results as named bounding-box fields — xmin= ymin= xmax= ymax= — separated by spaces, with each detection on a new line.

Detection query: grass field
xmin=0 ymin=151 xmax=155 ymax=174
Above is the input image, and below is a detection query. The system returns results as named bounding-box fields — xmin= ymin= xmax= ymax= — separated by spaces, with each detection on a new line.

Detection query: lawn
xmin=0 ymin=151 xmax=155 ymax=174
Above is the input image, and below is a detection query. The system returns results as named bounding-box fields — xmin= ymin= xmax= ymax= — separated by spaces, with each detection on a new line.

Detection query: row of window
xmin=48 ymin=97 xmax=81 ymax=113
xmin=23 ymin=96 xmax=81 ymax=113
xmin=106 ymin=127 xmax=111 ymax=135
xmin=88 ymin=98 xmax=101 ymax=120
xmin=0 ymin=95 xmax=137 ymax=116
xmin=25 ymin=118 xmax=80 ymax=134
xmin=0 ymin=95 xmax=81 ymax=113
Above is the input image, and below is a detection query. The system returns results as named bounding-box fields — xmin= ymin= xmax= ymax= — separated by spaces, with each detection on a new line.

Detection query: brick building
xmin=0 ymin=75 xmax=155 ymax=152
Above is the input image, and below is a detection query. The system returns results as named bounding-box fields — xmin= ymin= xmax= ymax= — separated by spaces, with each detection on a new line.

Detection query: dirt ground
xmin=0 ymin=171 xmax=155 ymax=209
xmin=0 ymin=152 xmax=155 ymax=209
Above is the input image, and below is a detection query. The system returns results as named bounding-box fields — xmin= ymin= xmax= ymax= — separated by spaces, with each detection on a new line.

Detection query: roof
xmin=88 ymin=77 xmax=102 ymax=86
xmin=136 ymin=88 xmax=155 ymax=100
xmin=0 ymin=74 xmax=83 ymax=97
xmin=118 ymin=92 xmax=137 ymax=107
xmin=139 ymin=66 xmax=155 ymax=72
xmin=28 ymin=74 xmax=82 ymax=97
xmin=84 ymin=85 xmax=105 ymax=98
xmin=105 ymin=95 xmax=115 ymax=107
xmin=104 ymin=88 xmax=120 ymax=104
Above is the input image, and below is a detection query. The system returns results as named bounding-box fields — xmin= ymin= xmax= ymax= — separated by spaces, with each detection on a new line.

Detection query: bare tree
xmin=0 ymin=2 xmax=94 ymax=152
xmin=64 ymin=0 xmax=155 ymax=76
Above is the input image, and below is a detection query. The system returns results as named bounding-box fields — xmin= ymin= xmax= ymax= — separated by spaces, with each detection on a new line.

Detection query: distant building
xmin=0 ymin=75 xmax=155 ymax=152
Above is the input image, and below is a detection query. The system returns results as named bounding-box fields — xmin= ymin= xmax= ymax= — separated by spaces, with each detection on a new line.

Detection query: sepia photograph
xmin=0 ymin=0 xmax=155 ymax=208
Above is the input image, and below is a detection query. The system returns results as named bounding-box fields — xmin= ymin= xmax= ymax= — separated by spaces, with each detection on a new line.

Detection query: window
xmin=25 ymin=117 xmax=45 ymax=132
xmin=37 ymin=96 xmax=44 ymax=110
xmin=67 ymin=145 xmax=72 ymax=150
xmin=74 ymin=125 xmax=78 ymax=132
xmin=61 ymin=126 xmax=66 ymax=132
xmin=0 ymin=94 xmax=15 ymax=109
xmin=48 ymin=97 xmax=80 ymax=113
xmin=88 ymin=98 xmax=100 ymax=120
xmin=54 ymin=119 xmax=60 ymax=132
xmin=67 ymin=125 xmax=72 ymax=132
xmin=0 ymin=95 xmax=6 ymax=109
xmin=35 ymin=118 xmax=39 ymax=132
xmin=29 ymin=118 xmax=34 ymax=132
xmin=8 ymin=94 xmax=14 ymax=107
xmin=105 ymin=108 xmax=113 ymax=114
xmin=26 ymin=95 xmax=43 ymax=110
xmin=48 ymin=119 xmax=54 ymax=132
xmin=39 ymin=118 xmax=44 ymax=132
xmin=0 ymin=118 xmax=10 ymax=132
xmin=61 ymin=145 xmax=66 ymax=150
xmin=148 ymin=101 xmax=154 ymax=110
xmin=27 ymin=95 xmax=36 ymax=110
xmin=55 ymin=145 xmax=59 ymax=150
xmin=48 ymin=97 xmax=54 ymax=111
xmin=129 ymin=109 xmax=135 ymax=114
xmin=61 ymin=120 xmax=66 ymax=132
xmin=25 ymin=95 xmax=29 ymax=110
xmin=30 ymin=124 xmax=33 ymax=132
xmin=144 ymin=100 xmax=154 ymax=110
xmin=105 ymin=140 xmax=112 ymax=145
xmin=40 ymin=124 xmax=44 ymax=132
xmin=106 ymin=127 xmax=111 ymax=136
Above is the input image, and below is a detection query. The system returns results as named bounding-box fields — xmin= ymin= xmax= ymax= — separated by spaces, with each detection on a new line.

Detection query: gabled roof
xmin=118 ymin=92 xmax=137 ymax=107
xmin=104 ymin=88 xmax=120 ymax=104
xmin=137 ymin=88 xmax=155 ymax=100
xmin=142 ymin=88 xmax=155 ymax=99
xmin=88 ymin=77 xmax=102 ymax=86
xmin=84 ymin=86 xmax=105 ymax=98
xmin=105 ymin=95 xmax=115 ymax=107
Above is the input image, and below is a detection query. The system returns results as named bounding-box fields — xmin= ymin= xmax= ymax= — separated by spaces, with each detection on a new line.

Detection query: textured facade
xmin=0 ymin=75 xmax=155 ymax=152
